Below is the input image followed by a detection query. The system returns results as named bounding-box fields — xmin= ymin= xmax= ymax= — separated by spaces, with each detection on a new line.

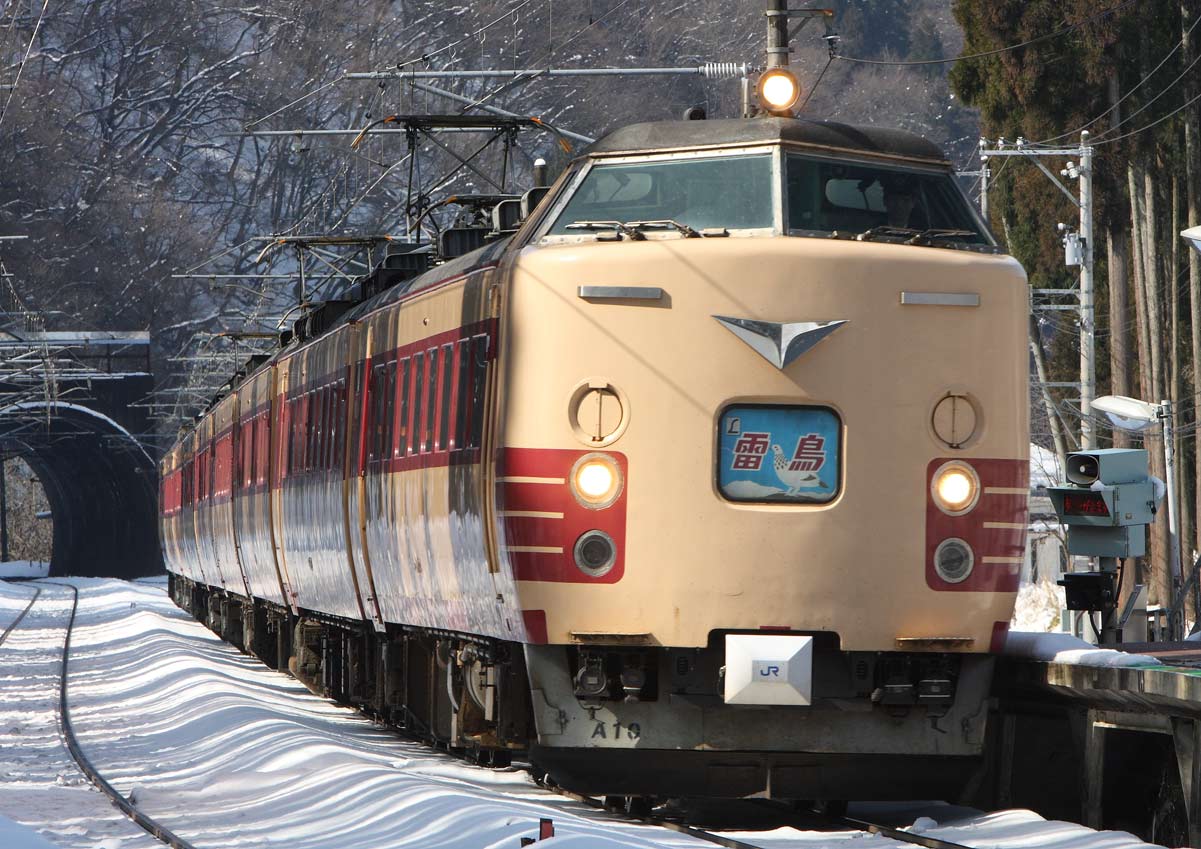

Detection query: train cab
xmin=498 ymin=118 xmax=1029 ymax=798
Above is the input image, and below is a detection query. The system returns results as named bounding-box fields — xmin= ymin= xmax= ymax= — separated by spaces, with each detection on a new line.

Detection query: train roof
xmin=584 ymin=117 xmax=949 ymax=165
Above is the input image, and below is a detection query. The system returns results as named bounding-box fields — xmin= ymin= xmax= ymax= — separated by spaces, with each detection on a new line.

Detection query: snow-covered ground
xmin=0 ymin=578 xmax=1169 ymax=848
xmin=0 ymin=561 xmax=50 ymax=579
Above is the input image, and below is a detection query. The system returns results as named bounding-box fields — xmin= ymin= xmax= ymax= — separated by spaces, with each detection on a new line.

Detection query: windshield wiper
xmin=625 ymin=219 xmax=700 ymax=238
xmin=566 ymin=220 xmax=646 ymax=240
xmin=565 ymin=219 xmax=704 ymax=240
xmin=858 ymin=226 xmax=976 ymax=246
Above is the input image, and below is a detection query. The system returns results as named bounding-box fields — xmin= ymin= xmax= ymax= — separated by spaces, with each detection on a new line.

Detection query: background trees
xmin=952 ymin=0 xmax=1201 ymax=608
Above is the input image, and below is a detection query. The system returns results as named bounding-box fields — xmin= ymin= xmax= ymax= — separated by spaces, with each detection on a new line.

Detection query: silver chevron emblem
xmin=712 ymin=315 xmax=849 ymax=369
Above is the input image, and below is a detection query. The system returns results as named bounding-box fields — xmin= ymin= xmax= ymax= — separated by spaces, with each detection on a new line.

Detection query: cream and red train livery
xmin=161 ymin=117 xmax=1028 ymax=801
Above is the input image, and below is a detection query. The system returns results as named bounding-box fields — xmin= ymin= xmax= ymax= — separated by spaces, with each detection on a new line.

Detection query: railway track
xmin=552 ymin=786 xmax=980 ymax=849
xmin=23 ymin=580 xmax=202 ymax=849
xmin=4 ymin=577 xmax=980 ymax=849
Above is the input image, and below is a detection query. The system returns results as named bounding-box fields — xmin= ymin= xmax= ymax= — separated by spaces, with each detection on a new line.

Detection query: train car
xmin=162 ymin=115 xmax=1028 ymax=803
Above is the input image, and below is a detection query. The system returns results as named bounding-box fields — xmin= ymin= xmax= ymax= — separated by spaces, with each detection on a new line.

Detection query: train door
xmin=344 ymin=320 xmax=385 ymax=629
xmin=225 ymin=393 xmax=252 ymax=598
xmin=269 ymin=359 xmax=299 ymax=614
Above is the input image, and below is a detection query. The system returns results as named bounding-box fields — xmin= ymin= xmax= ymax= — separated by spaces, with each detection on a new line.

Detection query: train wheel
xmin=625 ymin=796 xmax=654 ymax=817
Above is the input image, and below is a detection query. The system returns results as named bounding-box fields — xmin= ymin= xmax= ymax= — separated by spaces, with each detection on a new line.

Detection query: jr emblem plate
xmin=718 ymin=405 xmax=840 ymax=504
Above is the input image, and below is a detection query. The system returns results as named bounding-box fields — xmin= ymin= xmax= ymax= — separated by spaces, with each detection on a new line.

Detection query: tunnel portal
xmin=0 ymin=331 xmax=161 ymax=579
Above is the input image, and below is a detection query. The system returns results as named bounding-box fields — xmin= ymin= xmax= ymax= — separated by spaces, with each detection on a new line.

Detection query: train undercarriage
xmin=169 ymin=574 xmax=998 ymax=803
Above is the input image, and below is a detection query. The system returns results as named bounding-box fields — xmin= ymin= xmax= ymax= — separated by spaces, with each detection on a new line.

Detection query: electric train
xmin=161 ymin=113 xmax=1028 ymax=801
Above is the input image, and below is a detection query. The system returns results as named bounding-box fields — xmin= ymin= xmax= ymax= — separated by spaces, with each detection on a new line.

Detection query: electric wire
xmin=832 ymin=0 xmax=1137 ymax=68
xmin=797 ymin=56 xmax=832 ymax=113
xmin=0 ymin=0 xmax=49 ymax=131
xmin=1034 ymin=8 xmax=1201 ymax=145
xmin=1090 ymin=85 xmax=1201 ymax=146
xmin=392 ymin=0 xmax=540 ymax=71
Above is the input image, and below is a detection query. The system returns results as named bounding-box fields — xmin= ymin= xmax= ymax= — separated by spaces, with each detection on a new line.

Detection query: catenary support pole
xmin=766 ymin=0 xmax=789 ymax=68
xmin=1080 ymin=132 xmax=1096 ymax=449
xmin=1164 ymin=400 xmax=1183 ymax=614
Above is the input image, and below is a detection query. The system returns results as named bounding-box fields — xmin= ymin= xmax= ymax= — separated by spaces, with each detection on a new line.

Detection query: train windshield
xmin=547 ymin=154 xmax=774 ymax=235
xmin=786 ymin=154 xmax=987 ymax=244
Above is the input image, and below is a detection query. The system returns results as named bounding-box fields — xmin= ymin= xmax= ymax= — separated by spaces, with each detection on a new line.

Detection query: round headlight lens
xmin=931 ymin=461 xmax=980 ymax=516
xmin=934 ymin=537 xmax=975 ymax=584
xmin=574 ymin=530 xmax=617 ymax=577
xmin=757 ymin=68 xmax=801 ymax=112
xmin=571 ymin=454 xmax=623 ymax=509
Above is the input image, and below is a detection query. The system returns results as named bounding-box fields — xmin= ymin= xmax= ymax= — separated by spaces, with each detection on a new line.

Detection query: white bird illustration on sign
xmin=771 ymin=444 xmax=826 ymax=495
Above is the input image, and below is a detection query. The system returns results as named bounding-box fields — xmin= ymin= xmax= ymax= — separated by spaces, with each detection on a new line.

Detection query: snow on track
xmin=0 ymin=580 xmax=162 ymax=848
xmin=0 ymin=578 xmax=1170 ymax=849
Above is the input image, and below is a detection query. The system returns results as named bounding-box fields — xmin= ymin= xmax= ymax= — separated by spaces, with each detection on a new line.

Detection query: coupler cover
xmin=723 ymin=634 xmax=814 ymax=705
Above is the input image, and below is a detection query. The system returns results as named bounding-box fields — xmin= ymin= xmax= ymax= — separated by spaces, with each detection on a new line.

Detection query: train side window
xmin=411 ymin=351 xmax=425 ymax=455
xmin=468 ymin=334 xmax=490 ymax=450
xmin=454 ymin=338 xmax=470 ymax=452
xmin=372 ymin=363 xmax=389 ymax=464
xmin=305 ymin=392 xmax=316 ymax=473
xmin=334 ymin=381 xmax=346 ymax=470
xmin=385 ymin=360 xmax=397 ymax=460
xmin=288 ymin=398 xmax=299 ymax=476
xmin=396 ymin=358 xmax=410 ymax=458
xmin=437 ymin=343 xmax=454 ymax=451
xmin=323 ymin=386 xmax=334 ymax=471
xmin=424 ymin=347 xmax=439 ymax=454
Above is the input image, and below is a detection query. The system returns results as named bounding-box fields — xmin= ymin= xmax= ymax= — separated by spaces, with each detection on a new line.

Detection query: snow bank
xmin=1004 ymin=631 xmax=1160 ymax=668
xmin=0 ymin=815 xmax=60 ymax=849
xmin=1011 ymin=579 xmax=1065 ymax=633
xmin=0 ymin=561 xmax=49 ymax=579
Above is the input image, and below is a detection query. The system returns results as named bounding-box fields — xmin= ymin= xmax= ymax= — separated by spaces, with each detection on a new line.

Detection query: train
xmin=161 ymin=114 xmax=1029 ymax=803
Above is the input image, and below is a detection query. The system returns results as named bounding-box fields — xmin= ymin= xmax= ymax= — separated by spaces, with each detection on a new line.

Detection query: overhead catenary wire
xmin=1035 ymin=6 xmax=1201 ymax=145
xmin=0 ymin=0 xmax=49 ymax=131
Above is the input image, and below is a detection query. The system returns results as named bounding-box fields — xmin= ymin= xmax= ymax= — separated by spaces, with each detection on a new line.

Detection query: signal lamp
xmin=934 ymin=537 xmax=974 ymax=584
xmin=931 ymin=461 xmax=980 ymax=516
xmin=571 ymin=453 xmax=623 ymax=509
xmin=574 ymin=530 xmax=617 ymax=577
xmin=757 ymin=68 xmax=802 ymax=113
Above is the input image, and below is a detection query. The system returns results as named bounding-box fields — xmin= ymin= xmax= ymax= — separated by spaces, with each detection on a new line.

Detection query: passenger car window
xmin=549 ymin=154 xmax=774 ymax=234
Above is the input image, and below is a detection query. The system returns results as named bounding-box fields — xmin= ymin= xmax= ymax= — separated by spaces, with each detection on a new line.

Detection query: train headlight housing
xmin=757 ymin=68 xmax=801 ymax=112
xmin=934 ymin=538 xmax=975 ymax=584
xmin=571 ymin=453 xmax=623 ymax=509
xmin=931 ymin=461 xmax=980 ymax=516
xmin=574 ymin=530 xmax=617 ymax=577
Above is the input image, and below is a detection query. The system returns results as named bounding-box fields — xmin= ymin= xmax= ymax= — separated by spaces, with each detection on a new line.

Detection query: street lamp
xmin=1182 ymin=225 xmax=1201 ymax=255
xmin=1091 ymin=395 xmax=1180 ymax=590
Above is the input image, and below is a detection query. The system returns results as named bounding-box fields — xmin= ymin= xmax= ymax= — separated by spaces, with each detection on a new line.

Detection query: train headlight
xmin=571 ymin=453 xmax=623 ymax=509
xmin=931 ymin=461 xmax=980 ymax=516
xmin=574 ymin=530 xmax=617 ymax=577
xmin=757 ymin=68 xmax=801 ymax=112
xmin=934 ymin=538 xmax=975 ymax=584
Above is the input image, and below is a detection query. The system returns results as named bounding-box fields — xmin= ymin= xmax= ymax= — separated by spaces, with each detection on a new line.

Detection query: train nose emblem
xmin=712 ymin=316 xmax=848 ymax=370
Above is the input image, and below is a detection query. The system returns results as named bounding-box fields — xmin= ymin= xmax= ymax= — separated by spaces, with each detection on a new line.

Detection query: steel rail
xmin=837 ymin=814 xmax=977 ymax=849
xmin=0 ymin=584 xmax=40 ymax=645
xmin=38 ymin=580 xmax=201 ymax=849
xmin=753 ymin=800 xmax=978 ymax=849
xmin=550 ymin=787 xmax=772 ymax=849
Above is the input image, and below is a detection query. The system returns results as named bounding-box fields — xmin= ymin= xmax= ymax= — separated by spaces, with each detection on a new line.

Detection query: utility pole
xmin=980 ymin=134 xmax=1097 ymax=450
xmin=766 ymin=0 xmax=790 ymax=68
xmin=1 ymin=458 xmax=11 ymax=563
xmin=1079 ymin=132 xmax=1096 ymax=449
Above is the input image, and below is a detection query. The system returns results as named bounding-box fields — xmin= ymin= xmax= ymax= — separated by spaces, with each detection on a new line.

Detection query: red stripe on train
xmin=500 ymin=448 xmax=628 ymax=584
xmin=925 ymin=457 xmax=1027 ymax=593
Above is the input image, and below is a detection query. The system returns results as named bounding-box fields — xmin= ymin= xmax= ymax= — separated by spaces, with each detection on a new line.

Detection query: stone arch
xmin=1 ymin=402 xmax=160 ymax=579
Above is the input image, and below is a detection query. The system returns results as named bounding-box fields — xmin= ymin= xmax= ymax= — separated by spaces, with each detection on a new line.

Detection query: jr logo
xmin=753 ymin=659 xmax=786 ymax=679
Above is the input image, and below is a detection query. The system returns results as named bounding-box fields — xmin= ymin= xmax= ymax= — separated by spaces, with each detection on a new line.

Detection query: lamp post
xmin=1092 ymin=395 xmax=1180 ymax=622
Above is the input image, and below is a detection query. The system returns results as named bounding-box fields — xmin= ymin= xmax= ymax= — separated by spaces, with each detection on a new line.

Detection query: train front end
xmin=496 ymin=118 xmax=1029 ymax=800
